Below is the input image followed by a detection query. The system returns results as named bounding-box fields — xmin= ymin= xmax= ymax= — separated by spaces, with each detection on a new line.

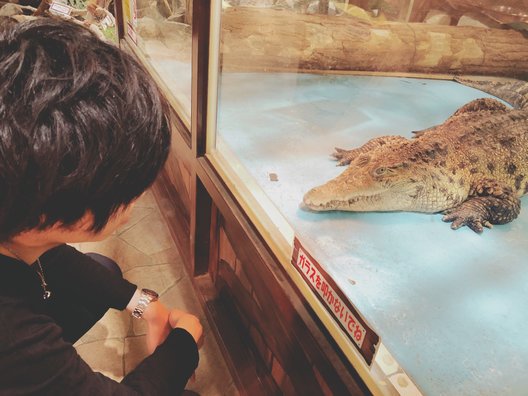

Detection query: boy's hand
xmin=169 ymin=309 xmax=203 ymax=347
xmin=127 ymin=290 xmax=203 ymax=353
xmin=143 ymin=301 xmax=171 ymax=354
xmin=143 ymin=304 xmax=203 ymax=353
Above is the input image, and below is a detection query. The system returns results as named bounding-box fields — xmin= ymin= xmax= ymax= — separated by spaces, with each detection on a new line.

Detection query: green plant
xmin=67 ymin=0 xmax=88 ymax=10
xmin=102 ymin=26 xmax=117 ymax=42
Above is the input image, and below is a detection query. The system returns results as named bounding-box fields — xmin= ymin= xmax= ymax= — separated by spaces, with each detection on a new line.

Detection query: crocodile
xmin=302 ymin=78 xmax=528 ymax=233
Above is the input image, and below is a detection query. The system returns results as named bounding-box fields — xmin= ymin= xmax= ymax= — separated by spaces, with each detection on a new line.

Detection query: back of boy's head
xmin=0 ymin=17 xmax=171 ymax=241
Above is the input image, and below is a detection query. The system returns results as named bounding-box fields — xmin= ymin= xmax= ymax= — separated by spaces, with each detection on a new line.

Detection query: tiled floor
xmin=71 ymin=190 xmax=238 ymax=395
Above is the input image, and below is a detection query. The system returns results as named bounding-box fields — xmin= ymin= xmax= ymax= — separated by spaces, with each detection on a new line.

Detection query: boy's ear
xmin=47 ymin=211 xmax=95 ymax=232
xmin=74 ymin=210 xmax=94 ymax=231
xmin=68 ymin=211 xmax=95 ymax=232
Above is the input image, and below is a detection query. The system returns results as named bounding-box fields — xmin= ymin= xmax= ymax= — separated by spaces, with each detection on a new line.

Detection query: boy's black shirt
xmin=0 ymin=245 xmax=198 ymax=395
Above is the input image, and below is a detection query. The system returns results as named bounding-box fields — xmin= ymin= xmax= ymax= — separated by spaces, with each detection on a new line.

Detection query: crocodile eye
xmin=374 ymin=167 xmax=387 ymax=176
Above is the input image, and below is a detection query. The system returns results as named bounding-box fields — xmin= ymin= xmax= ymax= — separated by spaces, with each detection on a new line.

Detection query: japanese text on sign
xmin=296 ymin=247 xmax=366 ymax=349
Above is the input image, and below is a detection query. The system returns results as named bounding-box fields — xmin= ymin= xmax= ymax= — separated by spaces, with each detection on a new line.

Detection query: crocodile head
xmin=303 ymin=146 xmax=461 ymax=213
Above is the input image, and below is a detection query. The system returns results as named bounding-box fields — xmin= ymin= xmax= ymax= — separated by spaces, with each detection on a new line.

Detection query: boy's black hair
xmin=0 ymin=17 xmax=171 ymax=240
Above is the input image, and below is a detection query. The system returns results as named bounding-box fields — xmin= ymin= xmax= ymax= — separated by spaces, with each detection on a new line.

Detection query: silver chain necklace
xmin=2 ymin=244 xmax=52 ymax=300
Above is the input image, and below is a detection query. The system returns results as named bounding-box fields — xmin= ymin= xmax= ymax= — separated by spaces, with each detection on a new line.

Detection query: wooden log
xmin=33 ymin=0 xmax=50 ymax=16
xmin=220 ymin=7 xmax=528 ymax=79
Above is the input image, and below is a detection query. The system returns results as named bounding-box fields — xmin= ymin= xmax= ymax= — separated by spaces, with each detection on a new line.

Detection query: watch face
xmin=143 ymin=288 xmax=159 ymax=300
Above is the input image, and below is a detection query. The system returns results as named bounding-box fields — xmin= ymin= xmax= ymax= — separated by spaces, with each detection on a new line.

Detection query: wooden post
xmin=33 ymin=0 xmax=50 ymax=16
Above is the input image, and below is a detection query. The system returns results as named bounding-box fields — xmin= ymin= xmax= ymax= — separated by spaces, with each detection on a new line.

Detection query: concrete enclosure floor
xmin=71 ymin=190 xmax=238 ymax=395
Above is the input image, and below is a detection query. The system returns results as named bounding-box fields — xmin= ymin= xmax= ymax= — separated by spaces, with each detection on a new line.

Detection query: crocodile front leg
xmin=442 ymin=179 xmax=521 ymax=233
xmin=333 ymin=135 xmax=408 ymax=166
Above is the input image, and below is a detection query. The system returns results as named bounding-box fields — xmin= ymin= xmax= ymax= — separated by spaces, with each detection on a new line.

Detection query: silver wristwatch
xmin=132 ymin=288 xmax=159 ymax=319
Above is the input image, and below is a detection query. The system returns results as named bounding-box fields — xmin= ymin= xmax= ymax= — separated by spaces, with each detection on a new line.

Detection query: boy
xmin=0 ymin=16 xmax=202 ymax=394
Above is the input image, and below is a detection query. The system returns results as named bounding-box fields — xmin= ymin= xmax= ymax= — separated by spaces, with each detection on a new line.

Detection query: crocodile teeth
xmin=313 ymin=194 xmax=381 ymax=210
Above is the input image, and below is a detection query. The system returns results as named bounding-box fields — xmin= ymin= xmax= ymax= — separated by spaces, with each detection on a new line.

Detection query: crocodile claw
xmin=332 ymin=147 xmax=355 ymax=166
xmin=442 ymin=208 xmax=493 ymax=233
xmin=441 ymin=189 xmax=520 ymax=233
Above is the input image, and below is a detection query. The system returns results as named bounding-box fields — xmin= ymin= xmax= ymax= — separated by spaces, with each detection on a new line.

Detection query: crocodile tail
xmin=454 ymin=77 xmax=528 ymax=110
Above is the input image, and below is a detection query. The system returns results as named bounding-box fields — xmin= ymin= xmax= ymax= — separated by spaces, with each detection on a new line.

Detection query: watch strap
xmin=132 ymin=288 xmax=159 ymax=319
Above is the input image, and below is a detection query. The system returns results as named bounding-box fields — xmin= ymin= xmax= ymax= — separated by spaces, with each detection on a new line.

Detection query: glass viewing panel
xmin=123 ymin=0 xmax=192 ymax=125
xmin=209 ymin=1 xmax=528 ymax=395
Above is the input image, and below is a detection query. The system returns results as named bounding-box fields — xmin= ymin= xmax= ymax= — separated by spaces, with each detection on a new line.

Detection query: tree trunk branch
xmin=221 ymin=7 xmax=528 ymax=79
